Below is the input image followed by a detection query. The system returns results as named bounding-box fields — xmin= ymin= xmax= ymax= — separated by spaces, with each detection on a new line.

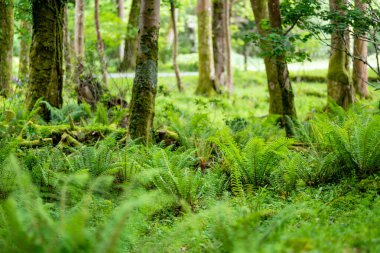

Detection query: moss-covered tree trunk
xmin=128 ymin=0 xmax=160 ymax=143
xmin=63 ymin=4 xmax=72 ymax=83
xmin=0 ymin=0 xmax=14 ymax=97
xmin=268 ymin=0 xmax=296 ymax=136
xmin=18 ymin=20 xmax=31 ymax=84
xmin=119 ymin=0 xmax=140 ymax=72
xmin=74 ymin=0 xmax=85 ymax=82
xmin=353 ymin=0 xmax=368 ymax=98
xmin=250 ymin=0 xmax=283 ymax=114
xmin=327 ymin=0 xmax=354 ymax=109
xmin=196 ymin=0 xmax=216 ymax=96
xmin=95 ymin=0 xmax=108 ymax=87
xmin=27 ymin=0 xmax=64 ymax=120
xmin=170 ymin=0 xmax=183 ymax=92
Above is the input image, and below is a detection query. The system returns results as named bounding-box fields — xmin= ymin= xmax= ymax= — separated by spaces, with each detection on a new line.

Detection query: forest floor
xmin=0 ymin=70 xmax=380 ymax=252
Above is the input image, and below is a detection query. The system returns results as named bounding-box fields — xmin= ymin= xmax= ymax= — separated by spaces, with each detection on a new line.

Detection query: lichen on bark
xmin=27 ymin=0 xmax=64 ymax=120
xmin=0 ymin=0 xmax=14 ymax=97
xmin=250 ymin=0 xmax=283 ymax=115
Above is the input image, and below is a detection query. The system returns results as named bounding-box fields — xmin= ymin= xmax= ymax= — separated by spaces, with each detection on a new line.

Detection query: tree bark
xmin=196 ymin=0 xmax=216 ymax=96
xmin=63 ymin=4 xmax=72 ymax=83
xmin=128 ymin=0 xmax=160 ymax=143
xmin=18 ymin=20 xmax=31 ymax=84
xmin=250 ymin=0 xmax=283 ymax=114
xmin=267 ymin=0 xmax=297 ymax=136
xmin=27 ymin=0 xmax=64 ymax=121
xmin=118 ymin=0 xmax=125 ymax=60
xmin=212 ymin=0 xmax=227 ymax=87
xmin=353 ymin=0 xmax=368 ymax=98
xmin=0 ymin=0 xmax=14 ymax=97
xmin=170 ymin=0 xmax=183 ymax=92
xmin=95 ymin=0 xmax=108 ymax=87
xmin=327 ymin=0 xmax=354 ymax=109
xmin=119 ymin=0 xmax=140 ymax=72
xmin=74 ymin=0 xmax=85 ymax=81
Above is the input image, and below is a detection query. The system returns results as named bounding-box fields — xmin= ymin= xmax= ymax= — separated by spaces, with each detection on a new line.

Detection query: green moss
xmin=27 ymin=0 xmax=64 ymax=120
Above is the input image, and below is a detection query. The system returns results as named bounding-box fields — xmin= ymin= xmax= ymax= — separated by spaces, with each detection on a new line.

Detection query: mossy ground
xmin=0 ymin=70 xmax=379 ymax=252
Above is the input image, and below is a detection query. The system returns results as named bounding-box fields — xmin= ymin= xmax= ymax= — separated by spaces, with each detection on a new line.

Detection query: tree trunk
xmin=18 ymin=20 xmax=31 ymax=84
xmin=119 ymin=0 xmax=140 ymax=72
xmin=128 ymin=0 xmax=160 ymax=143
xmin=74 ymin=0 xmax=85 ymax=81
xmin=267 ymin=0 xmax=296 ymax=136
xmin=212 ymin=0 xmax=227 ymax=87
xmin=250 ymin=0 xmax=283 ymax=114
xmin=117 ymin=0 xmax=125 ymax=60
xmin=63 ymin=4 xmax=72 ymax=83
xmin=327 ymin=0 xmax=354 ymax=109
xmin=0 ymin=0 xmax=14 ymax=97
xmin=170 ymin=0 xmax=183 ymax=92
xmin=353 ymin=0 xmax=368 ymax=98
xmin=95 ymin=0 xmax=108 ymax=87
xmin=224 ymin=0 xmax=233 ymax=92
xmin=27 ymin=0 xmax=64 ymax=121
xmin=196 ymin=0 xmax=216 ymax=96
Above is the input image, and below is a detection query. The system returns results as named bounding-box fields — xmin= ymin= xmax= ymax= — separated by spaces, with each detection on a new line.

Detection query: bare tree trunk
xmin=224 ymin=0 xmax=233 ymax=92
xmin=128 ymin=0 xmax=160 ymax=143
xmin=212 ymin=0 xmax=227 ymax=87
xmin=327 ymin=0 xmax=354 ymax=109
xmin=27 ymin=0 xmax=64 ymax=121
xmin=196 ymin=0 xmax=216 ymax=96
xmin=119 ymin=0 xmax=140 ymax=72
xmin=74 ymin=0 xmax=85 ymax=82
xmin=118 ymin=0 xmax=125 ymax=60
xmin=18 ymin=20 xmax=31 ymax=84
xmin=267 ymin=0 xmax=296 ymax=137
xmin=63 ymin=4 xmax=72 ymax=83
xmin=0 ymin=0 xmax=14 ymax=97
xmin=170 ymin=1 xmax=183 ymax=92
xmin=95 ymin=0 xmax=108 ymax=86
xmin=250 ymin=0 xmax=283 ymax=114
xmin=353 ymin=0 xmax=368 ymax=98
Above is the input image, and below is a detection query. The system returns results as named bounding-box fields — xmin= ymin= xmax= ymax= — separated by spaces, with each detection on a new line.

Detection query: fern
xmin=210 ymin=129 xmax=292 ymax=197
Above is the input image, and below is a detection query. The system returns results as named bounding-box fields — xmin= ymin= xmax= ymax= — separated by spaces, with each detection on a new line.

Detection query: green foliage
xmin=210 ymin=130 xmax=293 ymax=197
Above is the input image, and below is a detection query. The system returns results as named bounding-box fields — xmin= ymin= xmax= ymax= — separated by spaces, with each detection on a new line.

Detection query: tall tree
xmin=196 ymin=0 xmax=217 ymax=96
xmin=224 ymin=0 xmax=233 ymax=92
xmin=18 ymin=20 xmax=31 ymax=84
xmin=267 ymin=0 xmax=296 ymax=136
xmin=128 ymin=0 xmax=160 ymax=143
xmin=0 ymin=0 xmax=14 ymax=97
xmin=353 ymin=0 xmax=368 ymax=98
xmin=63 ymin=3 xmax=72 ymax=83
xmin=212 ymin=0 xmax=227 ymax=88
xmin=27 ymin=0 xmax=64 ymax=120
xmin=117 ymin=0 xmax=125 ymax=60
xmin=212 ymin=0 xmax=233 ymax=92
xmin=95 ymin=0 xmax=108 ymax=86
xmin=119 ymin=0 xmax=140 ymax=72
xmin=74 ymin=0 xmax=85 ymax=80
xmin=327 ymin=0 xmax=354 ymax=109
xmin=170 ymin=0 xmax=183 ymax=92
xmin=250 ymin=0 xmax=283 ymax=114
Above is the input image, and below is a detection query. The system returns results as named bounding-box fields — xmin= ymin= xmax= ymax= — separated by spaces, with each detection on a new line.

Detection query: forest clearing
xmin=0 ymin=0 xmax=380 ymax=252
